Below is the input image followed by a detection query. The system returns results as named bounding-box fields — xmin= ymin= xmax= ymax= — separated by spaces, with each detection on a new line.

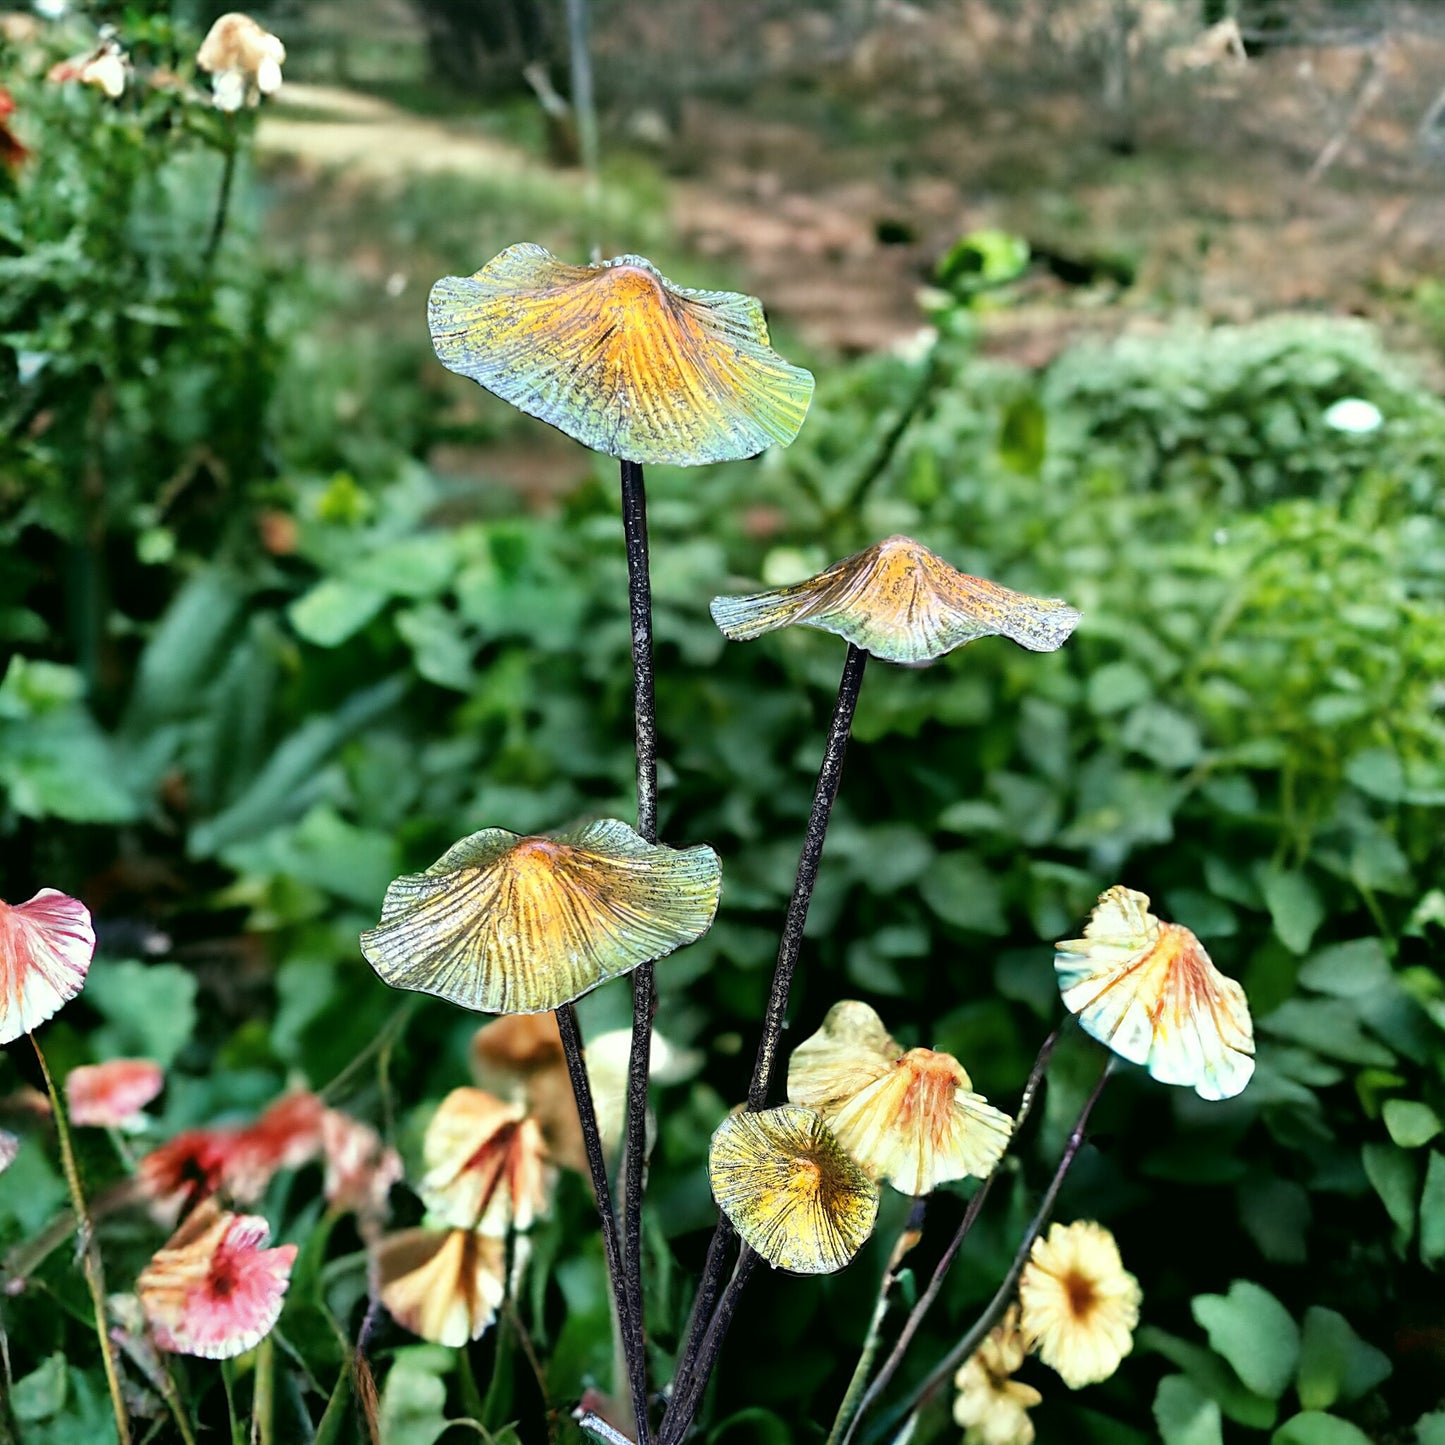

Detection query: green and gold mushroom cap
xmin=428 ymin=243 xmax=815 ymax=467
xmin=360 ymin=819 xmax=721 ymax=1015
xmin=708 ymin=1103 xmax=879 ymax=1275
xmin=710 ymin=535 xmax=1081 ymax=664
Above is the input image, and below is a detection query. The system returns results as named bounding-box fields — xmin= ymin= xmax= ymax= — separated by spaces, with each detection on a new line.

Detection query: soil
xmin=259 ymin=8 xmax=1445 ymax=366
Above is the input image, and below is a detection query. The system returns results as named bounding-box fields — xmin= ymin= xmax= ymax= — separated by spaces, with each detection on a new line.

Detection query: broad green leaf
xmin=998 ymin=394 xmax=1047 ymax=475
xmin=1086 ymin=660 xmax=1152 ymax=716
xmin=11 ymin=1354 xmax=67 ymax=1423
xmin=120 ymin=570 xmax=248 ymax=732
xmin=349 ymin=534 xmax=458 ymax=598
xmin=1155 ymin=1375 xmax=1224 ymax=1445
xmin=86 ymin=960 xmax=198 ymax=1069
xmin=377 ymin=1347 xmax=456 ymax=1445
xmin=288 ymin=578 xmax=389 ymax=648
xmin=1416 ymin=1411 xmax=1445 ymax=1445
xmin=1297 ymin=939 xmax=1392 ymax=997
xmin=1420 ymin=1150 xmax=1445 ymax=1267
xmin=1344 ymin=747 xmax=1405 ymax=802
xmin=918 ymin=852 xmax=1007 ymax=934
xmin=396 ymin=603 xmax=475 ymax=692
xmin=1238 ymin=1176 xmax=1311 ymax=1264
xmin=1362 ymin=1141 xmax=1418 ymax=1247
xmin=0 ymin=715 xmax=138 ymax=823
xmin=1296 ymin=1307 xmax=1391 ymax=1410
xmin=1191 ymin=1281 xmax=1299 ymax=1399
xmin=1383 ymin=1100 xmax=1442 ymax=1149
xmin=222 ymin=805 xmax=399 ymax=909
xmin=1260 ymin=999 xmax=1395 ymax=1067
xmin=0 ymin=657 xmax=83 ymax=715
xmin=1137 ymin=1327 xmax=1278 ymax=1430
xmin=1121 ymin=701 xmax=1203 ymax=769
xmin=1258 ymin=868 xmax=1324 ymax=955
xmin=1272 ymin=1412 xmax=1374 ymax=1445
xmin=0 ymin=1132 xmax=66 ymax=1233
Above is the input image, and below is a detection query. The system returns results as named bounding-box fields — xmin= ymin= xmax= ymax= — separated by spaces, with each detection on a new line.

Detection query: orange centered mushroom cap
xmin=788 ymin=1000 xmax=1012 ymax=1195
xmin=710 ymin=535 xmax=1081 ymax=664
xmin=1055 ymin=886 xmax=1255 ymax=1101
xmin=707 ymin=1102 xmax=879 ymax=1274
xmin=428 ymin=244 xmax=815 ymax=466
xmin=360 ymin=819 xmax=721 ymax=1015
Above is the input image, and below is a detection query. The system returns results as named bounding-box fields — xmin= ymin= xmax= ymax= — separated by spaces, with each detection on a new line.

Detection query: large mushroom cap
xmin=1055 ymin=886 xmax=1255 ymax=1101
xmin=708 ymin=1103 xmax=879 ymax=1274
xmin=361 ymin=819 xmax=721 ymax=1015
xmin=711 ymin=535 xmax=1080 ymax=665
xmin=428 ymin=244 xmax=814 ymax=466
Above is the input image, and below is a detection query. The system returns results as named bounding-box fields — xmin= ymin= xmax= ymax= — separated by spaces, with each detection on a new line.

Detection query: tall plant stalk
xmin=31 ymin=1036 xmax=132 ymax=1445
xmin=824 ymin=1199 xmax=927 ymax=1445
xmin=620 ymin=457 xmax=658 ymax=1443
xmin=748 ymin=642 xmax=868 ymax=1110
xmin=203 ymin=115 xmax=238 ymax=269
xmin=556 ymin=1003 xmax=650 ymax=1442
xmin=661 ymin=642 xmax=869 ymax=1441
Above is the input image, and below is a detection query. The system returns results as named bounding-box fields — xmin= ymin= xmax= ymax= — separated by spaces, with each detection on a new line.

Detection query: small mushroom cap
xmin=1056 ymin=886 xmax=1255 ymax=1101
xmin=320 ymin=1108 xmax=402 ymax=1224
xmin=419 ymin=1087 xmax=554 ymax=1234
xmin=0 ymin=888 xmax=96 ymax=1046
xmin=137 ymin=1201 xmax=297 ymax=1359
xmin=471 ymin=1015 xmax=588 ymax=1173
xmin=196 ymin=13 xmax=285 ymax=76
xmin=708 ymin=1103 xmax=879 ymax=1274
xmin=710 ymin=535 xmax=1080 ymax=664
xmin=360 ymin=819 xmax=721 ymax=1015
xmin=428 ymin=244 xmax=815 ymax=466
xmin=65 ymin=1058 xmax=163 ymax=1128
xmin=788 ymin=1000 xmax=1012 ymax=1196
xmin=373 ymin=1227 xmax=506 ymax=1346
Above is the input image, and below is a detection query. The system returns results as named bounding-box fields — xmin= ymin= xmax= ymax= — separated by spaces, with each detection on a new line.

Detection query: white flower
xmin=954 ymin=1305 xmax=1042 ymax=1445
xmin=1018 ymin=1221 xmax=1141 ymax=1389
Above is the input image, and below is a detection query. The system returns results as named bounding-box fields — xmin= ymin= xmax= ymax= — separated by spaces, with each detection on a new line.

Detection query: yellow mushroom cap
xmin=708 ymin=1103 xmax=879 ymax=1275
xmin=360 ymin=819 xmax=721 ymax=1015
xmin=710 ymin=535 xmax=1080 ymax=664
xmin=788 ymin=1000 xmax=1012 ymax=1196
xmin=1055 ymin=886 xmax=1255 ymax=1101
xmin=428 ymin=244 xmax=814 ymax=466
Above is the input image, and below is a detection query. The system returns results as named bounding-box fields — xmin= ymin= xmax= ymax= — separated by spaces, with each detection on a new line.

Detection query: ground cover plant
xmin=2 ymin=8 xmax=1445 ymax=1445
